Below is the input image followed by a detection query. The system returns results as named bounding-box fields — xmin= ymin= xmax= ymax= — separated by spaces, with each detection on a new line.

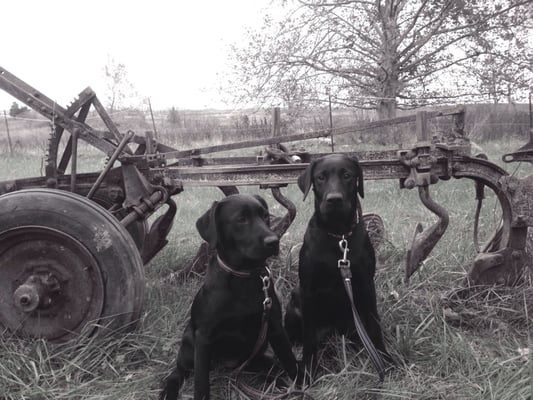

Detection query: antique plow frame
xmin=0 ymin=66 xmax=531 ymax=341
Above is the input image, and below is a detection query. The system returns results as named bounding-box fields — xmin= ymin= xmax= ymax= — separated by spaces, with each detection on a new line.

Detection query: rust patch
xmin=93 ymin=225 xmax=112 ymax=252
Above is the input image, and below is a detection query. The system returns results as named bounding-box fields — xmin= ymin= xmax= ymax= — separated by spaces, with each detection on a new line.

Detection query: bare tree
xmin=103 ymin=56 xmax=137 ymax=113
xmin=461 ymin=14 xmax=532 ymax=104
xmin=228 ymin=0 xmax=532 ymax=119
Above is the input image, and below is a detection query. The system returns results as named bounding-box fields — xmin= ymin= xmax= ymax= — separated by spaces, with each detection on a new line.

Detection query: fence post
xmin=416 ymin=111 xmax=428 ymax=142
xmin=3 ymin=111 xmax=14 ymax=156
xmin=147 ymin=97 xmax=158 ymax=140
xmin=271 ymin=107 xmax=281 ymax=137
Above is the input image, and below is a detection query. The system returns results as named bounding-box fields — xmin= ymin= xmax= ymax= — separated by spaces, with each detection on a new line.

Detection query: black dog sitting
xmin=161 ymin=194 xmax=298 ymax=400
xmin=284 ymin=153 xmax=390 ymax=378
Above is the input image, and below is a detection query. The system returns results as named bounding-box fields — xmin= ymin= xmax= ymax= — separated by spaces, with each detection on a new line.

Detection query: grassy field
xmin=0 ymin=138 xmax=532 ymax=399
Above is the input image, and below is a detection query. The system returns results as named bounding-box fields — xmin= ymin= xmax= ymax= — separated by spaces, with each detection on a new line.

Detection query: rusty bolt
xmin=404 ymin=177 xmax=416 ymax=189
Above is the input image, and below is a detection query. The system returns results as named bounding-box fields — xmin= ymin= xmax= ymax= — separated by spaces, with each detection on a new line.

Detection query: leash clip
xmin=339 ymin=237 xmax=349 ymax=261
xmin=261 ymin=269 xmax=272 ymax=311
xmin=338 ymin=236 xmax=352 ymax=281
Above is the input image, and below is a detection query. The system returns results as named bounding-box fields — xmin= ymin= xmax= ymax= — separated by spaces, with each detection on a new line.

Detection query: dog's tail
xmin=159 ymin=366 xmax=189 ymax=400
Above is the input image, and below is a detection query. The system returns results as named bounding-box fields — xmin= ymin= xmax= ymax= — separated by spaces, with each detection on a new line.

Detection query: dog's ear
xmin=253 ymin=195 xmax=269 ymax=213
xmin=351 ymin=156 xmax=364 ymax=198
xmin=196 ymin=201 xmax=219 ymax=249
xmin=357 ymin=170 xmax=364 ymax=198
xmin=297 ymin=160 xmax=316 ymax=201
xmin=253 ymin=195 xmax=271 ymax=226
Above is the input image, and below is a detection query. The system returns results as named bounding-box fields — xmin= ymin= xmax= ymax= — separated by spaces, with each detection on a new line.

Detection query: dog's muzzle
xmin=320 ymin=192 xmax=351 ymax=216
xmin=263 ymin=235 xmax=280 ymax=256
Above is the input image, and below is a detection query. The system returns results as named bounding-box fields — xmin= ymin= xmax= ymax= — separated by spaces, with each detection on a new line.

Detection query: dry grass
xmin=0 ymin=137 xmax=532 ymax=399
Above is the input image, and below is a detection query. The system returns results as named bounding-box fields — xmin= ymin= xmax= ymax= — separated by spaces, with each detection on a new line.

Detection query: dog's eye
xmin=343 ymin=172 xmax=352 ymax=179
xmin=316 ymin=174 xmax=326 ymax=182
xmin=236 ymin=215 xmax=247 ymax=224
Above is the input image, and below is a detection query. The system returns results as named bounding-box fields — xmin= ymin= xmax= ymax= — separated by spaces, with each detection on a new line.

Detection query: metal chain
xmin=261 ymin=270 xmax=273 ymax=310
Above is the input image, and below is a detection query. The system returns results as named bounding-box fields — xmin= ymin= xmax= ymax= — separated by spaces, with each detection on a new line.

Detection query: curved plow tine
xmin=405 ymin=185 xmax=449 ymax=282
xmin=141 ymin=198 xmax=177 ymax=265
xmin=269 ymin=186 xmax=297 ymax=238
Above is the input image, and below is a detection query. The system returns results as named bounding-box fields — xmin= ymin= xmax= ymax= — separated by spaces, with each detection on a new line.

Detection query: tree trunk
xmin=375 ymin=0 xmax=400 ymax=120
xmin=376 ymin=74 xmax=399 ymax=120
xmin=507 ymin=83 xmax=514 ymax=105
xmin=376 ymin=97 xmax=397 ymax=120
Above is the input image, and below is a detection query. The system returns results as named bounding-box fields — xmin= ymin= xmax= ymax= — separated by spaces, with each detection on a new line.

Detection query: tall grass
xmin=0 ymin=137 xmax=532 ymax=399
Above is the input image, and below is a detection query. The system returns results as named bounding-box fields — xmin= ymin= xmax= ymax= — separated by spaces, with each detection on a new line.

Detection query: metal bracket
xmin=120 ymin=163 xmax=169 ymax=226
xmin=467 ymin=245 xmax=528 ymax=286
xmin=398 ymin=112 xmax=441 ymax=188
xmin=398 ymin=146 xmax=439 ymax=188
xmin=502 ymin=127 xmax=533 ymax=163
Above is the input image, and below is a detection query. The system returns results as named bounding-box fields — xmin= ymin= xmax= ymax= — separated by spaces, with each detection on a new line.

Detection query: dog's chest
xmin=300 ymin=230 xmax=371 ymax=290
xmin=216 ymin=280 xmax=266 ymax=319
xmin=303 ymin=237 xmax=362 ymax=269
xmin=208 ymin=286 xmax=266 ymax=350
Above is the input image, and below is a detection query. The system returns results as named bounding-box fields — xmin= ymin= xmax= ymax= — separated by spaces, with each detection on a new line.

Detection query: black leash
xmin=235 ymin=270 xmax=273 ymax=373
xmin=337 ymin=236 xmax=387 ymax=381
xmin=217 ymin=259 xmax=303 ymax=399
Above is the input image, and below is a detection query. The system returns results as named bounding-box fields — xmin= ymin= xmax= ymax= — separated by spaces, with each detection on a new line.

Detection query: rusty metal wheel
xmin=0 ymin=188 xmax=145 ymax=342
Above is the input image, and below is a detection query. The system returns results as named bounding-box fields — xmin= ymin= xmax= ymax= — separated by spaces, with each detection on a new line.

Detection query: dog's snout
xmin=263 ymin=235 xmax=279 ymax=248
xmin=325 ymin=192 xmax=343 ymax=204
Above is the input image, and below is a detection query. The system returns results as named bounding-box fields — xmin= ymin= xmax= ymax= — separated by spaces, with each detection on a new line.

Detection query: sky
xmin=0 ymin=0 xmax=271 ymax=112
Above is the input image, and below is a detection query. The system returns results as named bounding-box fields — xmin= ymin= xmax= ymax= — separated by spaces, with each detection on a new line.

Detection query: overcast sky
xmin=0 ymin=0 xmax=270 ymax=112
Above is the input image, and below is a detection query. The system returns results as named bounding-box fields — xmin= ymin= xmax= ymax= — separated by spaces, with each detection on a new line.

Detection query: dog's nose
xmin=325 ymin=193 xmax=343 ymax=204
xmin=263 ymin=235 xmax=279 ymax=248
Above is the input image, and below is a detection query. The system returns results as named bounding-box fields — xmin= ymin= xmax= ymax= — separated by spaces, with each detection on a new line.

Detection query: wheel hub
xmin=13 ymin=271 xmax=60 ymax=312
xmin=0 ymin=226 xmax=105 ymax=341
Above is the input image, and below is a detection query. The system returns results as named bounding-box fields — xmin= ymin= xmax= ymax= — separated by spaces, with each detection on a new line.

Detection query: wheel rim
xmin=0 ymin=226 xmax=105 ymax=341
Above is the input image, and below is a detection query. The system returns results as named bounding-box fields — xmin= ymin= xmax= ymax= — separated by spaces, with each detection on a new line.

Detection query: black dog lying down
xmin=160 ymin=194 xmax=298 ymax=400
xmin=285 ymin=153 xmax=390 ymax=377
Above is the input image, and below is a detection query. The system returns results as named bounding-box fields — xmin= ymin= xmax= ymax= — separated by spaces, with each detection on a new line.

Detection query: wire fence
xmin=0 ymin=103 xmax=530 ymax=155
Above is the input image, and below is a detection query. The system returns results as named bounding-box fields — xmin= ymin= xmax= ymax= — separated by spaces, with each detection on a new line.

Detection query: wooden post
xmin=147 ymin=97 xmax=158 ymax=140
xmin=416 ymin=111 xmax=428 ymax=142
xmin=3 ymin=111 xmax=13 ymax=156
xmin=271 ymin=107 xmax=281 ymax=137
